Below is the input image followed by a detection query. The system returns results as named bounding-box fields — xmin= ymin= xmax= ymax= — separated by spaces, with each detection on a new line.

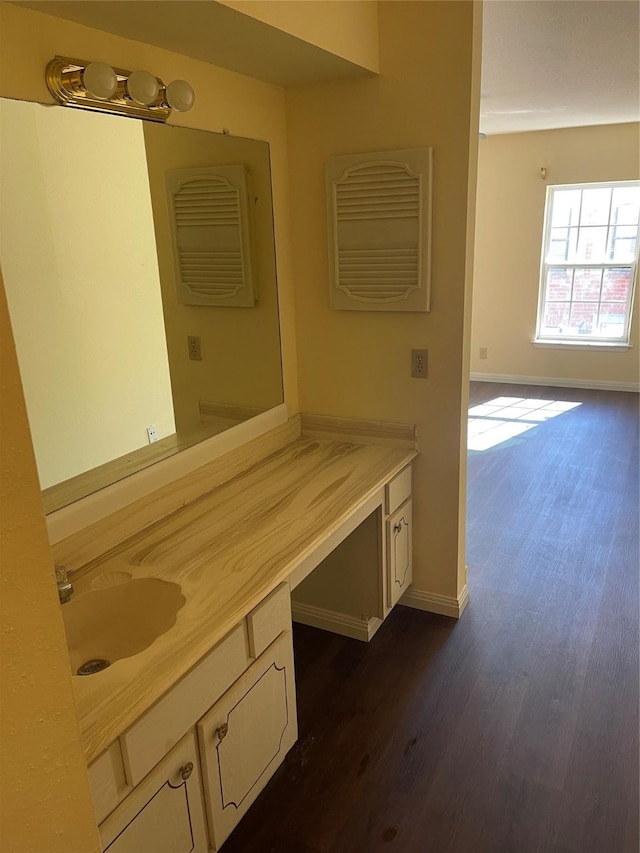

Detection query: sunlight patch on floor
xmin=468 ymin=397 xmax=582 ymax=451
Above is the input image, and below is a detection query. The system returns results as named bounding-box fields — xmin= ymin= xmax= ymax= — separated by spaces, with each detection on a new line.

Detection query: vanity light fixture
xmin=46 ymin=56 xmax=195 ymax=121
xmin=165 ymin=79 xmax=196 ymax=113
xmin=80 ymin=62 xmax=118 ymax=100
xmin=125 ymin=69 xmax=160 ymax=106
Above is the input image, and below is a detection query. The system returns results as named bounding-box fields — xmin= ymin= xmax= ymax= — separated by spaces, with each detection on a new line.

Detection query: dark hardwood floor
xmin=223 ymin=383 xmax=639 ymax=853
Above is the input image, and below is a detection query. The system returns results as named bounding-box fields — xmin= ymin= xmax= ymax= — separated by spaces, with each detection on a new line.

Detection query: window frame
xmin=535 ymin=180 xmax=639 ymax=346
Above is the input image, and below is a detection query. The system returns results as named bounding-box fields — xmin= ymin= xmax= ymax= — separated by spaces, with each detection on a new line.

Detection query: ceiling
xmin=481 ymin=0 xmax=640 ymax=135
xmin=12 ymin=0 xmax=640 ymax=135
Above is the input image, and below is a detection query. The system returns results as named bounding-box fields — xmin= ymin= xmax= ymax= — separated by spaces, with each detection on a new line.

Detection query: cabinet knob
xmin=216 ymin=723 xmax=229 ymax=741
xmin=179 ymin=762 xmax=193 ymax=781
xmin=394 ymin=521 xmax=404 ymax=534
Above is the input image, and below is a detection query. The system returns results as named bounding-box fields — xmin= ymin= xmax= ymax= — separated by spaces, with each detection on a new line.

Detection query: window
xmin=536 ymin=181 xmax=639 ymax=345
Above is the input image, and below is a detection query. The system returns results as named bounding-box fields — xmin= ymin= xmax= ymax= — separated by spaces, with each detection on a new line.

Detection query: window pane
xmin=543 ymin=302 xmax=570 ymax=334
xmin=551 ymin=189 xmax=581 ymax=227
xmin=576 ymin=226 xmax=607 ymax=261
xmin=602 ymin=268 xmax=631 ymax=302
xmin=598 ymin=302 xmax=627 ymax=337
xmin=611 ymin=186 xmax=640 ymax=225
xmin=569 ymin=302 xmax=597 ymax=334
xmin=548 ymin=227 xmax=577 ymax=261
xmin=608 ymin=225 xmax=638 ymax=262
xmin=573 ymin=268 xmax=602 ymax=301
xmin=580 ymin=187 xmax=611 ymax=226
xmin=546 ymin=268 xmax=572 ymax=300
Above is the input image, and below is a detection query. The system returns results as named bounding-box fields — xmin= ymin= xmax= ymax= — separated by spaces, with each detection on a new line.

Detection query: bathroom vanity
xmin=54 ymin=416 xmax=416 ymax=851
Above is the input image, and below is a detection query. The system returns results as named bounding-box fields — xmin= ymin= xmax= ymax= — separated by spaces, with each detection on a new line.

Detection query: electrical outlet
xmin=188 ymin=335 xmax=202 ymax=361
xmin=146 ymin=425 xmax=158 ymax=444
xmin=411 ymin=348 xmax=428 ymax=378
xmin=479 ymin=347 xmax=488 ymax=360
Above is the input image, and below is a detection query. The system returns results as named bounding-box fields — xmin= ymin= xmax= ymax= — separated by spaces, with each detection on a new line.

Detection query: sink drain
xmin=77 ymin=658 xmax=111 ymax=676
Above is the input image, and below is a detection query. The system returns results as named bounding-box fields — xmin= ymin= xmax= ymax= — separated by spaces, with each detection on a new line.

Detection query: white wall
xmin=471 ymin=122 xmax=640 ymax=389
xmin=0 ymin=99 xmax=176 ymax=488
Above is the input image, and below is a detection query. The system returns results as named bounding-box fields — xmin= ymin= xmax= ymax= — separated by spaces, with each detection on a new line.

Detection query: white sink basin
xmin=62 ymin=577 xmax=185 ymax=675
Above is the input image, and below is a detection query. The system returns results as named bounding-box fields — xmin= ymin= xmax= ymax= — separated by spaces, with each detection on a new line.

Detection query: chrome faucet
xmin=55 ymin=565 xmax=74 ymax=604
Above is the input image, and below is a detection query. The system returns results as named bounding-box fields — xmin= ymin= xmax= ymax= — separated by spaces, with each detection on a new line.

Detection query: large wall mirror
xmin=0 ymin=97 xmax=284 ymax=513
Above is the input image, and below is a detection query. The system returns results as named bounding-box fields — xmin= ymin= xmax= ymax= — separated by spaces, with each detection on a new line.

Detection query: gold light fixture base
xmin=46 ymin=56 xmax=173 ymax=122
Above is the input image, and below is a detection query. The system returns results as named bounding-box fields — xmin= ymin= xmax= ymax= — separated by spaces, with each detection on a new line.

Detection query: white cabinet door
xmin=100 ymin=732 xmax=208 ymax=853
xmin=198 ymin=631 xmax=297 ymax=850
xmin=387 ymin=499 xmax=412 ymax=608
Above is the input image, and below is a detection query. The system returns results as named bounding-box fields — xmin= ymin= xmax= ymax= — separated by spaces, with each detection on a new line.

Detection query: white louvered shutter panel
xmin=326 ymin=148 xmax=432 ymax=312
xmin=166 ymin=165 xmax=255 ymax=307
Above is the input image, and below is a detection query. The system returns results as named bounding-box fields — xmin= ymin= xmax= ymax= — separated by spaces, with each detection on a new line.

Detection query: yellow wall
xmin=1 ymin=100 xmax=176 ymax=487
xmin=0 ymin=273 xmax=101 ymax=852
xmin=286 ymin=0 xmax=480 ymax=600
xmin=471 ymin=123 xmax=640 ymax=387
xmin=457 ymin=0 xmax=484 ymax=595
xmin=220 ymin=0 xmax=379 ymax=72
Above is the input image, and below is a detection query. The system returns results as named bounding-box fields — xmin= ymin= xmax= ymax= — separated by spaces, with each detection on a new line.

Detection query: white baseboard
xmin=470 ymin=372 xmax=639 ymax=393
xmin=291 ymin=601 xmax=383 ymax=642
xmin=400 ymin=584 xmax=469 ymax=619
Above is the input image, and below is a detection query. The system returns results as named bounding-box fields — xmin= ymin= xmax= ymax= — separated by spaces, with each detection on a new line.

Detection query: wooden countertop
xmin=65 ymin=436 xmax=416 ymax=763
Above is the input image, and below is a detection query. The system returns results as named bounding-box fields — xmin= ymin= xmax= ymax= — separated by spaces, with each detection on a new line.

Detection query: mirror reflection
xmin=0 ymin=99 xmax=283 ymax=512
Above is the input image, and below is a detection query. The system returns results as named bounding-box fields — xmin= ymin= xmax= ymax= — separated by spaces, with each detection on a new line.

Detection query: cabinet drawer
xmin=197 ymin=631 xmax=298 ymax=850
xmin=121 ymin=622 xmax=249 ymax=787
xmin=247 ymin=582 xmax=291 ymax=659
xmin=100 ymin=731 xmax=208 ymax=853
xmin=387 ymin=499 xmax=412 ymax=608
xmin=88 ymin=741 xmax=131 ymax=824
xmin=385 ymin=465 xmax=412 ymax=515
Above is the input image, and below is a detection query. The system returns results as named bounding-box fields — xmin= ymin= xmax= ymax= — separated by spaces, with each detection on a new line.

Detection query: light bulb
xmin=82 ymin=63 xmax=117 ymax=100
xmin=165 ymin=80 xmax=195 ymax=112
xmin=126 ymin=70 xmax=160 ymax=106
